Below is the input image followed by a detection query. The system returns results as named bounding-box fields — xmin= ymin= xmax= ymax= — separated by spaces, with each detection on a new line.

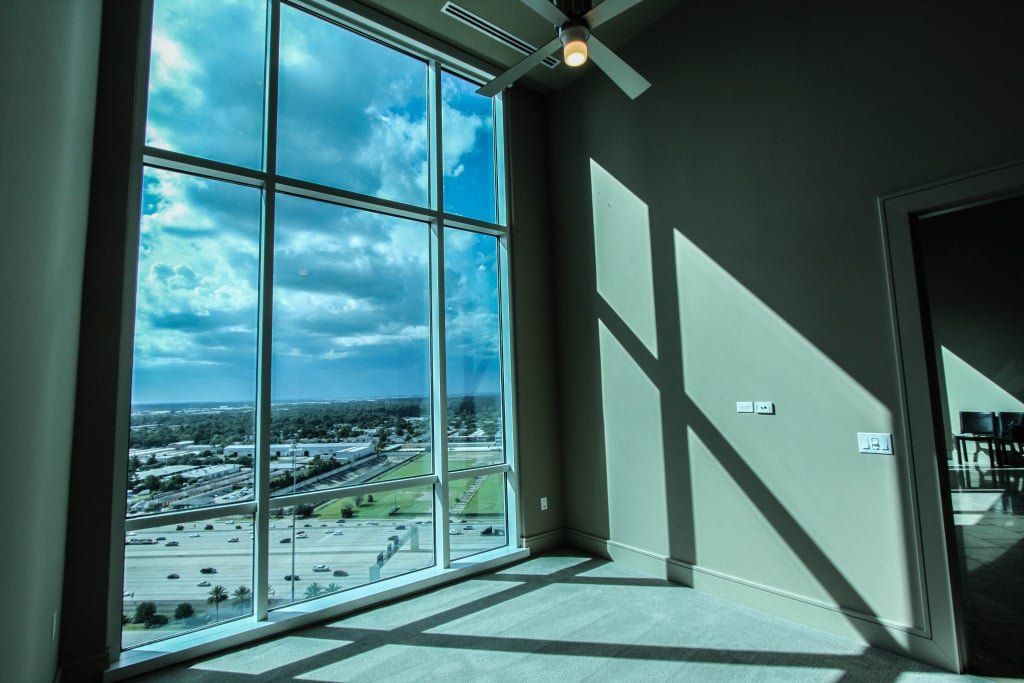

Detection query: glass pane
xmin=146 ymin=0 xmax=266 ymax=168
xmin=122 ymin=515 xmax=254 ymax=649
xmin=442 ymin=71 xmax=496 ymax=223
xmin=445 ymin=229 xmax=504 ymax=471
xmin=128 ymin=168 xmax=260 ymax=516
xmin=270 ymin=194 xmax=431 ymax=497
xmin=449 ymin=473 xmax=507 ymax=561
xmin=268 ymin=485 xmax=434 ymax=608
xmin=277 ymin=5 xmax=428 ymax=206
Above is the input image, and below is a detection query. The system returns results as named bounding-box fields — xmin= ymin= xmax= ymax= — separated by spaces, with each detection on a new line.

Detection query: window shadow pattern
xmin=135 ymin=553 xmax=976 ymax=682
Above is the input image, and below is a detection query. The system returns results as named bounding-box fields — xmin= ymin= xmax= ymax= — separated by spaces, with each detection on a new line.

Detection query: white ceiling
xmin=351 ymin=0 xmax=683 ymax=93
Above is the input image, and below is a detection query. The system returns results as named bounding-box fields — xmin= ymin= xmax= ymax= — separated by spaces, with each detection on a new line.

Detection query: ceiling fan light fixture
xmin=560 ymin=25 xmax=590 ymax=67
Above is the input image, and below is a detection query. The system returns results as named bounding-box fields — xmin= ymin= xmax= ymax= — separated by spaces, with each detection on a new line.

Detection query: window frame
xmin=108 ymin=0 xmax=521 ymax=670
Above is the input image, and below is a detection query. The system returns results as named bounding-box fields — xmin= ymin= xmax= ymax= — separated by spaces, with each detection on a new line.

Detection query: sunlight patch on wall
xmin=590 ymin=158 xmax=658 ymax=357
xmin=598 ymin=320 xmax=669 ymax=556
xmin=687 ymin=427 xmax=828 ymax=600
xmin=674 ymin=231 xmax=920 ymax=629
xmin=940 ymin=345 xmax=1024 ymax=448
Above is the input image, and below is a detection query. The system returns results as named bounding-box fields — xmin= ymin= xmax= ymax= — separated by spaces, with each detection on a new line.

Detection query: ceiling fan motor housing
xmin=559 ymin=24 xmax=590 ymax=46
xmin=554 ymin=0 xmax=594 ymax=19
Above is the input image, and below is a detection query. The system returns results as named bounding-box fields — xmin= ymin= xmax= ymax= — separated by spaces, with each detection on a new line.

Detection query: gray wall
xmin=0 ymin=0 xmax=102 ymax=680
xmin=915 ymin=196 xmax=1024 ymax=456
xmin=548 ymin=0 xmax=1024 ymax=666
xmin=507 ymin=88 xmax=563 ymax=544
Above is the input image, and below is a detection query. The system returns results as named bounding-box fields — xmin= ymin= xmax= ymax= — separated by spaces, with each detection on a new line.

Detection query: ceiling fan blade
xmin=520 ymin=0 xmax=570 ymax=26
xmin=587 ymin=35 xmax=650 ymax=99
xmin=476 ymin=36 xmax=562 ymax=97
xmin=582 ymin=0 xmax=645 ymax=30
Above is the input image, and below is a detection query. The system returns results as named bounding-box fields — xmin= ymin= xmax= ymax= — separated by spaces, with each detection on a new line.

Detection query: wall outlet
xmin=540 ymin=496 xmax=548 ymax=511
xmin=755 ymin=401 xmax=775 ymax=415
xmin=736 ymin=401 xmax=754 ymax=413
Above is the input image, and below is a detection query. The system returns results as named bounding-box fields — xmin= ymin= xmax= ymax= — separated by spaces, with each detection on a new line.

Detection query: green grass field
xmin=313 ymin=452 xmax=505 ymax=519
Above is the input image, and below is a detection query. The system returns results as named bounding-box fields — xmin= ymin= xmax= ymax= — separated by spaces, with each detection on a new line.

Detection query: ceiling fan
xmin=477 ymin=0 xmax=651 ymax=100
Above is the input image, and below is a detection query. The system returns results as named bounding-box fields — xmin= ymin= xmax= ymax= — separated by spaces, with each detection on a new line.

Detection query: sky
xmin=132 ymin=0 xmax=502 ymax=406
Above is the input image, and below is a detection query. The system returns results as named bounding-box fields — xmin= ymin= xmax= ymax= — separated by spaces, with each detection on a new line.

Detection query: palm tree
xmin=324 ymin=583 xmax=341 ymax=594
xmin=304 ymin=582 xmax=325 ymax=599
xmin=207 ymin=585 xmax=228 ymax=619
xmin=232 ymin=585 xmax=251 ymax=613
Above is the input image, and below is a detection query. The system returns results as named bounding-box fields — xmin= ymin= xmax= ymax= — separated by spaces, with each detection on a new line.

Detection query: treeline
xmin=129 ymin=395 xmax=500 ymax=449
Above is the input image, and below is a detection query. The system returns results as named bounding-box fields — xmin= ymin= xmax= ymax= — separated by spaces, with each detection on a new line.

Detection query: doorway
xmin=912 ymin=194 xmax=1024 ymax=676
xmin=881 ymin=162 xmax=1024 ymax=676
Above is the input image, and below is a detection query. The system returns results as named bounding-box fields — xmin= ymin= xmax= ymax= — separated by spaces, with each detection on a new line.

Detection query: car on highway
xmin=189 ymin=533 xmax=200 ymax=538
xmin=284 ymin=574 xmax=300 ymax=581
xmin=333 ymin=569 xmax=349 ymax=577
xmin=196 ymin=580 xmax=210 ymax=587
xmin=204 ymin=524 xmax=214 ymax=530
xmin=167 ymin=573 xmax=179 ymax=579
xmin=199 ymin=567 xmax=218 ymax=574
xmin=313 ymin=564 xmax=330 ymax=572
xmin=395 ymin=525 xmax=406 ymax=530
xmin=279 ymin=537 xmax=291 ymax=543
xmin=165 ymin=541 xmax=179 ymax=547
xmin=228 ymin=537 xmax=239 ymax=543
xmin=332 ymin=531 xmax=343 ymax=536
xmin=449 ymin=530 xmax=462 ymax=535
xmin=155 ymin=536 xmax=166 ymax=541
xmin=463 ymin=525 xmax=474 ymax=530
xmin=296 ymin=531 xmax=307 ymax=538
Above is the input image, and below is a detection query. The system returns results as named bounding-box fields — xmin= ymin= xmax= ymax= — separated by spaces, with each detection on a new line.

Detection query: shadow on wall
xmin=587 ymin=157 xmax=923 ymax=644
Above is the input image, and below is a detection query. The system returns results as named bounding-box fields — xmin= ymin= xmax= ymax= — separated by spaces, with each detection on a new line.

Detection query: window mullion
xmin=254 ymin=0 xmax=282 ymax=622
xmin=428 ymin=59 xmax=451 ymax=568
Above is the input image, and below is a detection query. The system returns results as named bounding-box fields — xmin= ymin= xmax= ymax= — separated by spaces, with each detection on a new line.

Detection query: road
xmin=121 ymin=512 xmax=506 ymax=647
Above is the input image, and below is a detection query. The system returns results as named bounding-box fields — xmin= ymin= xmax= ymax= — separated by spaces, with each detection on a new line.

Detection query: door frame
xmin=878 ymin=160 xmax=1024 ymax=672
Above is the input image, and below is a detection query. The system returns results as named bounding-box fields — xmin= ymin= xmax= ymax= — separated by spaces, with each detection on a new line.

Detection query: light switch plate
xmin=736 ymin=401 xmax=754 ymax=413
xmin=857 ymin=432 xmax=893 ymax=455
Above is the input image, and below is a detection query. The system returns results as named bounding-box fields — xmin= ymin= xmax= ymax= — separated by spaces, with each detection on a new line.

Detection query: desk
xmin=956 ymin=434 xmax=1001 ymax=467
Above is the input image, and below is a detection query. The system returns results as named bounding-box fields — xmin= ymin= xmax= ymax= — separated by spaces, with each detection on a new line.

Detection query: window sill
xmin=105 ymin=545 xmax=529 ymax=682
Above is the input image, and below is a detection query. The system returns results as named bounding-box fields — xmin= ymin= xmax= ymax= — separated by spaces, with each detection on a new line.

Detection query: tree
xmin=341 ymin=503 xmax=354 ymax=519
xmin=146 ymin=614 xmax=169 ymax=628
xmin=304 ymin=583 xmax=326 ymax=599
xmin=207 ymin=585 xmax=229 ymax=619
xmin=133 ymin=601 xmax=157 ymax=624
xmin=174 ymin=602 xmax=195 ymax=621
xmin=142 ymin=475 xmax=161 ymax=492
xmin=232 ymin=585 xmax=251 ymax=613
xmin=354 ymin=494 xmax=364 ymax=507
xmin=295 ymin=504 xmax=315 ymax=519
xmin=324 ymin=583 xmax=341 ymax=593
xmin=367 ymin=494 xmax=374 ymax=503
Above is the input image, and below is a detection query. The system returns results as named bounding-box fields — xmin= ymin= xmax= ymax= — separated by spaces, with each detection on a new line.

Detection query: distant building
xmin=224 ymin=442 xmax=375 ymax=461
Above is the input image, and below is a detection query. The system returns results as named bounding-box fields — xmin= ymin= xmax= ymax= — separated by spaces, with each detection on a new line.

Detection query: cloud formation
xmin=133 ymin=0 xmax=502 ymax=405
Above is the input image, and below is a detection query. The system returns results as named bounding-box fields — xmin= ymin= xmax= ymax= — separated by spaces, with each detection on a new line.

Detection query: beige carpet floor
xmin=131 ymin=551 xmax=987 ymax=682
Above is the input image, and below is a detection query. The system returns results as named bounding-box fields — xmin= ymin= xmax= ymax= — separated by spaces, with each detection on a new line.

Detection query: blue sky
xmin=132 ymin=0 xmax=501 ymax=405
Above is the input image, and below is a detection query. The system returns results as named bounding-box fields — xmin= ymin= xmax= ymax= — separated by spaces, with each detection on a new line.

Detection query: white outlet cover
xmin=736 ymin=401 xmax=754 ymax=413
xmin=754 ymin=401 xmax=775 ymax=415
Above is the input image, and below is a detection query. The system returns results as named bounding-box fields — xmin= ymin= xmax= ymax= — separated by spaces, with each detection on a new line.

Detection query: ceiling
xmin=352 ymin=0 xmax=683 ymax=93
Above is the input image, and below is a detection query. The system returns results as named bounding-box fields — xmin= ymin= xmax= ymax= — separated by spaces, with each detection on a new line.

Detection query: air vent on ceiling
xmin=441 ymin=1 xmax=560 ymax=69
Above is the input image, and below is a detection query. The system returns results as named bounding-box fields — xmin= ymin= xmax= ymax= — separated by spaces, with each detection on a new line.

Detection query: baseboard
xmin=521 ymin=528 xmax=565 ymax=554
xmin=562 ymin=528 xmax=958 ymax=672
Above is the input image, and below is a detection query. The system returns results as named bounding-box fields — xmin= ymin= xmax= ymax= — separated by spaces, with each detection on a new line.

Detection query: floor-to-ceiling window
xmin=118 ymin=0 xmax=515 ymax=652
